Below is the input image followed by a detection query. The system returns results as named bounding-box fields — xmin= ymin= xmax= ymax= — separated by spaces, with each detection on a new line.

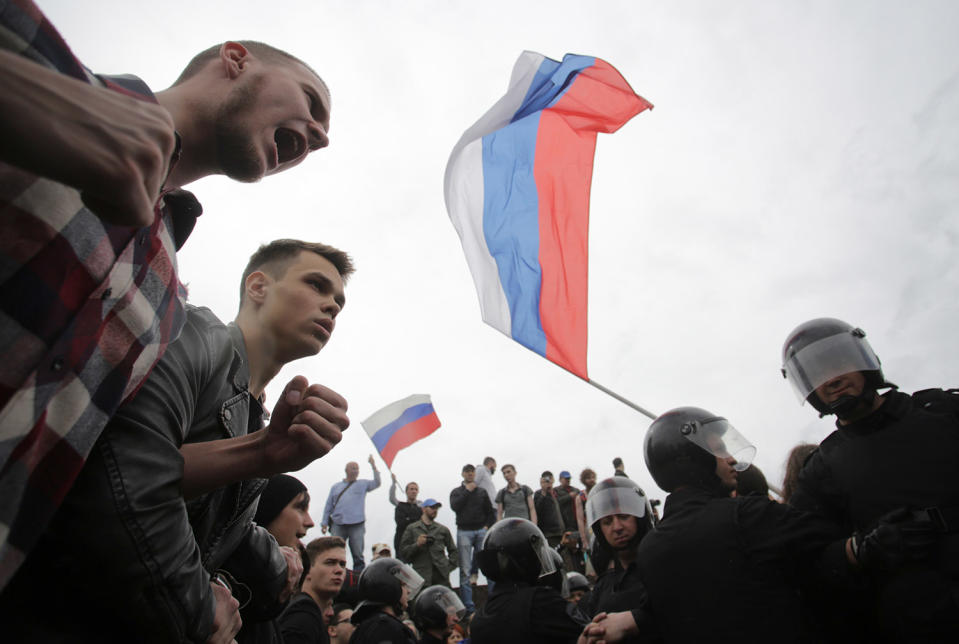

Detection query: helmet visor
xmin=531 ymin=533 xmax=557 ymax=579
xmin=393 ymin=563 xmax=425 ymax=597
xmin=585 ymin=484 xmax=648 ymax=528
xmin=782 ymin=330 xmax=881 ymax=403
xmin=680 ymin=417 xmax=755 ymax=472
xmin=435 ymin=590 xmax=466 ymax=621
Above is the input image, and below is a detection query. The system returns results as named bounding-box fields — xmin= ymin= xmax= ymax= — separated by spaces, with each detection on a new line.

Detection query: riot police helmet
xmin=781 ymin=317 xmax=891 ymax=415
xmin=477 ymin=518 xmax=557 ymax=584
xmin=585 ymin=477 xmax=654 ymax=554
xmin=354 ymin=557 xmax=424 ymax=614
xmin=644 ymin=407 xmax=756 ymax=493
xmin=412 ymin=585 xmax=466 ymax=632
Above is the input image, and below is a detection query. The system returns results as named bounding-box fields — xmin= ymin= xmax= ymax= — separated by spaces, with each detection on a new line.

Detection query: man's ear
xmin=244 ymin=270 xmax=271 ymax=306
xmin=220 ymin=41 xmax=251 ymax=79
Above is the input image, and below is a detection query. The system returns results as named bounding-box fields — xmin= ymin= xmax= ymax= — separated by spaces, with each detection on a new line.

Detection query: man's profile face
xmin=714 ymin=456 xmax=739 ymax=492
xmin=599 ymin=513 xmax=638 ymax=551
xmin=308 ymin=546 xmax=347 ymax=598
xmin=345 ymin=462 xmax=359 ymax=481
xmin=215 ymin=56 xmax=331 ymax=183
xmin=256 ymin=250 xmax=345 ymax=363
xmin=488 ymin=460 xmax=497 ymax=474
xmin=814 ymin=370 xmax=866 ymax=406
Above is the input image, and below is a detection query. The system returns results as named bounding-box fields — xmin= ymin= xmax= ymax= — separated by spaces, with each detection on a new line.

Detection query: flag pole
xmin=586 ymin=379 xmax=657 ymax=420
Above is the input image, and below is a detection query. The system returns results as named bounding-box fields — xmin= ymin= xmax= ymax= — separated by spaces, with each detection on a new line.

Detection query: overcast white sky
xmin=42 ymin=0 xmax=959 ymax=564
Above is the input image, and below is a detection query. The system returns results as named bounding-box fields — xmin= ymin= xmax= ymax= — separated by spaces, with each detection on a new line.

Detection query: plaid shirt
xmin=0 ymin=0 xmax=193 ymax=588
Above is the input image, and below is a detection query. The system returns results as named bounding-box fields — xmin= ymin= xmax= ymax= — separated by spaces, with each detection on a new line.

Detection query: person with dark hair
xmin=781 ymin=317 xmax=958 ymax=639
xmin=450 ymin=464 xmax=495 ymax=613
xmin=733 ymin=464 xmax=769 ymax=498
xmin=0 ymin=239 xmax=353 ymax=643
xmin=781 ymin=443 xmax=817 ymax=505
xmin=400 ymin=499 xmax=458 ymax=587
xmin=349 ymin=557 xmax=424 ymax=643
xmin=236 ymin=474 xmax=314 ymax=643
xmin=390 ymin=474 xmax=424 ymax=555
xmin=612 ymin=458 xmax=627 ymax=478
xmin=495 ymin=464 xmax=536 ymax=522
xmin=574 ymin=468 xmax=598 ymax=571
xmin=0 ymin=0 xmax=332 ymax=596
xmin=278 ymin=536 xmax=348 ymax=644
xmin=471 ymin=518 xmax=586 ymax=643
xmin=533 ymin=471 xmax=565 ymax=547
xmin=327 ymin=603 xmax=355 ymax=643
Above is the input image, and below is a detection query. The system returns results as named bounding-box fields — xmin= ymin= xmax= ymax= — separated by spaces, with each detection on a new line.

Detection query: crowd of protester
xmin=1 ymin=1 xmax=955 ymax=642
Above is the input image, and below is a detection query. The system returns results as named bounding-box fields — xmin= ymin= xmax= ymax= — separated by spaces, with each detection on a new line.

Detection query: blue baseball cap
xmin=559 ymin=471 xmax=572 ymax=479
xmin=422 ymin=498 xmax=442 ymax=508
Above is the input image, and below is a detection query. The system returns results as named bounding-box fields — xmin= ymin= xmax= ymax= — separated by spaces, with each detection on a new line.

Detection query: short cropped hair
xmin=483 ymin=456 xmax=496 ymax=466
xmin=462 ymin=464 xmax=475 ymax=473
xmin=239 ymin=239 xmax=355 ymax=304
xmin=502 ymin=464 xmax=516 ymax=472
xmin=174 ymin=40 xmax=324 ymax=91
xmin=305 ymin=536 xmax=346 ymax=566
xmin=541 ymin=471 xmax=553 ymax=480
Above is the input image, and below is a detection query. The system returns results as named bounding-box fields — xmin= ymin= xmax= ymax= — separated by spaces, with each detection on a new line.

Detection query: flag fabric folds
xmin=361 ymin=394 xmax=441 ymax=468
xmin=444 ymin=51 xmax=652 ymax=380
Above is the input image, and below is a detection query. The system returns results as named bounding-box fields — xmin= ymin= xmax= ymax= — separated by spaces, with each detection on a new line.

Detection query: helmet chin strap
xmin=821 ymin=389 xmax=877 ymax=420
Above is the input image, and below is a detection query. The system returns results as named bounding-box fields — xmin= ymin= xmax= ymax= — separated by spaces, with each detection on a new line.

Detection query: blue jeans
xmin=332 ymin=522 xmax=366 ymax=573
xmin=457 ymin=527 xmax=486 ymax=610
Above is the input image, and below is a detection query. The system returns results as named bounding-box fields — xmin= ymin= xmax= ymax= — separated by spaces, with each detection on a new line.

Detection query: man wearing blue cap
xmin=555 ymin=470 xmax=581 ymax=535
xmin=399 ymin=499 xmax=458 ymax=587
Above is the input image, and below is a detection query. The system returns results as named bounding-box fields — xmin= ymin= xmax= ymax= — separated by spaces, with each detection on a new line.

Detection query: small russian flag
xmin=361 ymin=394 xmax=441 ymax=468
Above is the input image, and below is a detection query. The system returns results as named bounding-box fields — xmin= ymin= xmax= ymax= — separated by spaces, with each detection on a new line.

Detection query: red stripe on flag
xmin=534 ymin=59 xmax=652 ymax=380
xmin=379 ymin=411 xmax=441 ymax=468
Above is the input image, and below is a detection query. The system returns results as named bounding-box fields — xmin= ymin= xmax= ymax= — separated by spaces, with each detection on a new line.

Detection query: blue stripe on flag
xmin=511 ymin=55 xmax=596 ymax=122
xmin=482 ymin=113 xmax=546 ymax=358
xmin=370 ymin=403 xmax=435 ymax=451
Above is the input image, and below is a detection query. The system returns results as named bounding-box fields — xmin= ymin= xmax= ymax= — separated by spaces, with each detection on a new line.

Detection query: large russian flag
xmin=361 ymin=394 xmax=441 ymax=468
xmin=444 ymin=52 xmax=652 ymax=380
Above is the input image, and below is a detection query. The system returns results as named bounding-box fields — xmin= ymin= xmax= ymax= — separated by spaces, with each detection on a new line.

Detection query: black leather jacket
xmin=1 ymin=306 xmax=286 ymax=643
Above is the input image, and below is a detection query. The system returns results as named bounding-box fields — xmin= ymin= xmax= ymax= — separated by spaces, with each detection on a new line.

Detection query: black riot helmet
xmin=781 ymin=317 xmax=892 ymax=417
xmin=354 ymin=557 xmax=424 ymax=615
xmin=477 ymin=518 xmax=557 ymax=584
xmin=566 ymin=571 xmax=590 ymax=594
xmin=585 ymin=477 xmax=655 ymax=554
xmin=412 ymin=585 xmax=466 ymax=632
xmin=644 ymin=407 xmax=756 ymax=493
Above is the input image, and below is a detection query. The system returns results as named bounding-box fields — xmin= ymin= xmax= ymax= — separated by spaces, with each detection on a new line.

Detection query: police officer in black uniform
xmin=577 ymin=477 xmax=655 ymax=638
xmin=781 ymin=317 xmax=957 ymax=641
xmin=411 ymin=585 xmax=466 ymax=644
xmin=583 ymin=407 xmax=875 ymax=643
xmin=349 ymin=557 xmax=423 ymax=643
xmin=470 ymin=518 xmax=587 ymax=643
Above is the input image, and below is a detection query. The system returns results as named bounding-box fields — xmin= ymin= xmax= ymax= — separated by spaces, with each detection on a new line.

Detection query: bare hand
xmin=278 ymin=546 xmax=303 ymax=603
xmin=416 ymin=534 xmax=428 ymax=547
xmin=391 ymin=472 xmax=398 ymax=483
xmin=260 ymin=376 xmax=349 ymax=474
xmin=368 ymin=454 xmax=376 ymax=467
xmin=207 ymin=581 xmax=242 ymax=644
xmin=321 ymin=525 xmax=329 ymax=535
xmin=0 ymin=50 xmax=176 ymax=227
xmin=582 ymin=611 xmax=638 ymax=643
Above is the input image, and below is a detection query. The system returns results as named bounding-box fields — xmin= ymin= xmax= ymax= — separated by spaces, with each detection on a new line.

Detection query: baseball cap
xmin=422 ymin=498 xmax=442 ymax=508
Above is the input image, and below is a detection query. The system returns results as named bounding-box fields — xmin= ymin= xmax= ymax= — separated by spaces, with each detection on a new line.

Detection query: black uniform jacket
xmin=471 ymin=581 xmax=585 ymax=644
xmin=636 ymin=487 xmax=844 ymax=644
xmin=791 ymin=389 xmax=959 ymax=640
